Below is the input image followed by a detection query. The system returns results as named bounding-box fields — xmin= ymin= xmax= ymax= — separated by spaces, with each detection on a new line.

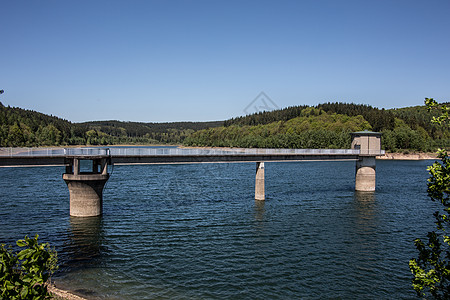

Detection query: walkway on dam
xmin=0 ymin=131 xmax=385 ymax=216
xmin=0 ymin=147 xmax=384 ymax=167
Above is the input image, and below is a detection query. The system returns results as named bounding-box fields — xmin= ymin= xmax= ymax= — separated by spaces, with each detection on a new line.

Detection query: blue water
xmin=0 ymin=158 xmax=438 ymax=299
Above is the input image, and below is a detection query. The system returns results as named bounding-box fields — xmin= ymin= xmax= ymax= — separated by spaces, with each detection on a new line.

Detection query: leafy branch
xmin=426 ymin=98 xmax=450 ymax=127
xmin=0 ymin=235 xmax=58 ymax=300
xmin=410 ymin=99 xmax=450 ymax=298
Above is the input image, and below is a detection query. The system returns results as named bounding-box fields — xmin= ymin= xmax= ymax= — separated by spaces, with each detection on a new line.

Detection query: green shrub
xmin=0 ymin=235 xmax=58 ymax=299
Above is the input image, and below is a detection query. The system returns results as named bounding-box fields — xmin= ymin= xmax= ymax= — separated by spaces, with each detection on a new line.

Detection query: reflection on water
xmin=352 ymin=191 xmax=378 ymax=241
xmin=55 ymin=216 xmax=105 ymax=299
xmin=0 ymin=160 xmax=437 ymax=299
xmin=354 ymin=190 xmax=376 ymax=203
xmin=350 ymin=191 xmax=380 ymax=274
xmin=254 ymin=200 xmax=265 ymax=223
xmin=61 ymin=216 xmax=104 ymax=270
xmin=353 ymin=191 xmax=376 ymax=224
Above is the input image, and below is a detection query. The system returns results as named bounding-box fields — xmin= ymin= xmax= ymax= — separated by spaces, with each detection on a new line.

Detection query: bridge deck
xmin=0 ymin=147 xmax=384 ymax=167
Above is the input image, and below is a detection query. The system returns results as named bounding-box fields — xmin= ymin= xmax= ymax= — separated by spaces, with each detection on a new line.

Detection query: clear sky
xmin=1 ymin=0 xmax=449 ymax=123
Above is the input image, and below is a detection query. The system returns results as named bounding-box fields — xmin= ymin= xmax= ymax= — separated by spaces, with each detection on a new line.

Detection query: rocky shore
xmin=377 ymin=152 xmax=437 ymax=160
xmin=48 ymin=284 xmax=88 ymax=300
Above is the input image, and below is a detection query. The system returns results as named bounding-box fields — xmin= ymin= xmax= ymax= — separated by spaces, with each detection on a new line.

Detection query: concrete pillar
xmin=74 ymin=158 xmax=80 ymax=175
xmin=100 ymin=158 xmax=108 ymax=175
xmin=63 ymin=157 xmax=110 ymax=217
xmin=255 ymin=162 xmax=265 ymax=200
xmin=65 ymin=163 xmax=72 ymax=174
xmin=93 ymin=160 xmax=100 ymax=173
xmin=63 ymin=173 xmax=109 ymax=217
xmin=355 ymin=156 xmax=376 ymax=191
xmin=351 ymin=131 xmax=382 ymax=192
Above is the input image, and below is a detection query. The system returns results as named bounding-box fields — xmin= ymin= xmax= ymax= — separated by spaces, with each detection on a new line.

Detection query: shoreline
xmin=376 ymin=152 xmax=437 ymax=160
xmin=48 ymin=284 xmax=88 ymax=300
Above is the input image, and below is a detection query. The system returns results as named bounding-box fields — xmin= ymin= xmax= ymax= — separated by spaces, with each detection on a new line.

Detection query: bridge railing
xmin=359 ymin=149 xmax=386 ymax=156
xmin=0 ymin=147 xmax=385 ymax=157
xmin=64 ymin=148 xmax=110 ymax=156
xmin=0 ymin=148 xmax=65 ymax=157
xmin=0 ymin=147 xmax=110 ymax=157
xmin=108 ymin=147 xmax=363 ymax=156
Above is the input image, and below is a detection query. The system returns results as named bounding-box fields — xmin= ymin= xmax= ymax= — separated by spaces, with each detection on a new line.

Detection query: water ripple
xmin=0 ymin=160 xmax=436 ymax=299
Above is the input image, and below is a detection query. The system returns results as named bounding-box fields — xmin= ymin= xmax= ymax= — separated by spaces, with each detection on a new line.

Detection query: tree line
xmin=1 ymin=100 xmax=449 ymax=152
xmin=80 ymin=120 xmax=223 ymax=144
xmin=0 ymin=102 xmax=222 ymax=147
xmin=185 ymin=108 xmax=370 ymax=148
xmin=185 ymin=103 xmax=450 ymax=152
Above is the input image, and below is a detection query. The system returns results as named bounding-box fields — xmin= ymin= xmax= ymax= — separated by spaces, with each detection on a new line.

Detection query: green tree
xmin=36 ymin=124 xmax=62 ymax=146
xmin=85 ymin=129 xmax=98 ymax=145
xmin=8 ymin=123 xmax=25 ymax=146
xmin=0 ymin=235 xmax=58 ymax=299
xmin=409 ymin=98 xmax=450 ymax=298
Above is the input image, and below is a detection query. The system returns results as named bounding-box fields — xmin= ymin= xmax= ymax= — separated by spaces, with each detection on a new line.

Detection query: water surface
xmin=0 ymin=158 xmax=438 ymax=299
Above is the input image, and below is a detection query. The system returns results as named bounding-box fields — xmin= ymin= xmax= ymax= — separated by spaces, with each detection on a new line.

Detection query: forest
xmin=0 ymin=101 xmax=222 ymax=146
xmin=185 ymin=102 xmax=450 ymax=152
xmin=1 ymin=100 xmax=449 ymax=152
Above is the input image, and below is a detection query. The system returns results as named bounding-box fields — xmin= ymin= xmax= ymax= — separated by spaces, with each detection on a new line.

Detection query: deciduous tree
xmin=410 ymin=98 xmax=450 ymax=298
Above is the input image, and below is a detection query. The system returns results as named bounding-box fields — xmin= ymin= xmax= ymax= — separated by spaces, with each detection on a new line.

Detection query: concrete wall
xmin=351 ymin=132 xmax=381 ymax=191
xmin=255 ymin=162 xmax=265 ymax=200
xmin=351 ymin=134 xmax=381 ymax=155
xmin=355 ymin=157 xmax=376 ymax=192
xmin=63 ymin=173 xmax=109 ymax=217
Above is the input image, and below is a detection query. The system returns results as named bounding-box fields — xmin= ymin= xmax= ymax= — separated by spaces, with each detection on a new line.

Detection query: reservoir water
xmin=0 ymin=157 xmax=439 ymax=299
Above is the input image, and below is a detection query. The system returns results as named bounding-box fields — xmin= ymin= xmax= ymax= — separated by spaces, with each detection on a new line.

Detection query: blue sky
xmin=1 ymin=0 xmax=449 ymax=123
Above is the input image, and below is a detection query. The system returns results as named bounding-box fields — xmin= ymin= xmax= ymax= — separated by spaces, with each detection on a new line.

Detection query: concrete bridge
xmin=0 ymin=131 xmax=383 ymax=217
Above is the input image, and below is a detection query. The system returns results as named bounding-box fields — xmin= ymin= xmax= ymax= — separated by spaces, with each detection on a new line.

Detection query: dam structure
xmin=0 ymin=131 xmax=383 ymax=217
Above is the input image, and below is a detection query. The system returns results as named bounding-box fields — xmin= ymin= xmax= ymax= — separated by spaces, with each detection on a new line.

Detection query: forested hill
xmin=0 ymin=102 xmax=222 ymax=146
xmin=185 ymin=102 xmax=450 ymax=152
xmin=0 ymin=101 xmax=74 ymax=146
xmin=79 ymin=120 xmax=223 ymax=144
xmin=1 ymin=100 xmax=449 ymax=152
xmin=224 ymin=103 xmax=395 ymax=129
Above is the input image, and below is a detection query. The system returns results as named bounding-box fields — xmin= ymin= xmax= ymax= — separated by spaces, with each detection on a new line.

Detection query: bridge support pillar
xmin=255 ymin=162 xmax=265 ymax=200
xmin=355 ymin=156 xmax=376 ymax=192
xmin=351 ymin=131 xmax=382 ymax=192
xmin=63 ymin=157 xmax=110 ymax=217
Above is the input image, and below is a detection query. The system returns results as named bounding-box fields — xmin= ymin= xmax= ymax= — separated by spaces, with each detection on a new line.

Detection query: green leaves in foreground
xmin=409 ymin=149 xmax=450 ymax=298
xmin=410 ymin=99 xmax=450 ymax=298
xmin=0 ymin=235 xmax=58 ymax=300
xmin=426 ymin=98 xmax=450 ymax=128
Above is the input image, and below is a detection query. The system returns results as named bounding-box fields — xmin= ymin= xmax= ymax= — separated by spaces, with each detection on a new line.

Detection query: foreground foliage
xmin=410 ymin=99 xmax=450 ymax=298
xmin=0 ymin=235 xmax=58 ymax=300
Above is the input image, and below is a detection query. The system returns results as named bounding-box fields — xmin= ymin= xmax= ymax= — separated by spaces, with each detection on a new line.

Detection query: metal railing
xmin=0 ymin=147 xmax=110 ymax=157
xmin=108 ymin=147 xmax=362 ymax=156
xmin=359 ymin=150 xmax=386 ymax=156
xmin=64 ymin=148 xmax=110 ymax=156
xmin=0 ymin=147 xmax=386 ymax=158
